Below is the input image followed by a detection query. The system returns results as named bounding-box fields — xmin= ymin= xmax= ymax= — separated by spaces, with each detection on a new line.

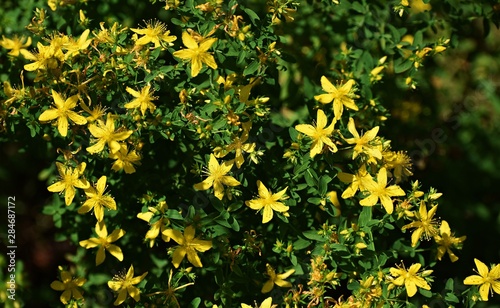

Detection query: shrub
xmin=1 ymin=0 xmax=499 ymax=307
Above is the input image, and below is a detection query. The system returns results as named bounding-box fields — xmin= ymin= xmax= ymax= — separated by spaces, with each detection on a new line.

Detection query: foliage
xmin=1 ymin=0 xmax=500 ymax=307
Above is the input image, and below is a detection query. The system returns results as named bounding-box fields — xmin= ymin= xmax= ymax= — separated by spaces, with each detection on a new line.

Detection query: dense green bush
xmin=1 ymin=0 xmax=500 ymax=307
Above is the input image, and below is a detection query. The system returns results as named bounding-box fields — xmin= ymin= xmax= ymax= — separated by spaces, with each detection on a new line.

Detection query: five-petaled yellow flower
xmin=463 ymin=258 xmax=500 ymax=301
xmin=261 ymin=264 xmax=295 ymax=293
xmin=245 ymin=180 xmax=289 ymax=224
xmin=162 ymin=225 xmax=212 ymax=268
xmin=77 ymin=175 xmax=117 ymax=222
xmin=109 ymin=144 xmax=142 ymax=174
xmin=173 ymin=31 xmax=218 ymax=77
xmin=79 ymin=221 xmax=125 ymax=265
xmin=402 ymin=201 xmax=439 ymax=247
xmin=295 ymin=109 xmax=337 ymax=158
xmin=194 ymin=154 xmax=241 ymax=200
xmin=50 ymin=267 xmax=86 ymax=304
xmin=108 ymin=265 xmax=148 ymax=306
xmin=343 ymin=117 xmax=382 ymax=160
xmin=125 ymin=85 xmax=157 ymax=116
xmin=337 ymin=164 xmax=372 ymax=199
xmin=390 ymin=262 xmax=432 ymax=297
xmin=137 ymin=201 xmax=170 ymax=248
xmin=314 ymin=76 xmax=358 ymax=120
xmin=131 ymin=20 xmax=177 ymax=49
xmin=48 ymin=162 xmax=90 ymax=206
xmin=87 ymin=113 xmax=133 ymax=154
xmin=0 ymin=35 xmax=32 ymax=57
xmin=434 ymin=220 xmax=466 ymax=262
xmin=359 ymin=167 xmax=405 ymax=214
xmin=39 ymin=90 xmax=87 ymax=137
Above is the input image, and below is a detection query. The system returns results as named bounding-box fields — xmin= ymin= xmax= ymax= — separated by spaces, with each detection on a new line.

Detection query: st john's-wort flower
xmin=79 ymin=221 xmax=125 ymax=265
xmin=314 ymin=76 xmax=358 ymax=120
xmin=245 ymin=180 xmax=289 ymax=224
xmin=463 ymin=258 xmax=500 ymax=301
xmin=194 ymin=154 xmax=241 ymax=200
xmin=38 ymin=90 xmax=87 ymax=137
xmin=173 ymin=31 xmax=218 ymax=77
xmin=50 ymin=267 xmax=86 ymax=304
xmin=389 ymin=262 xmax=432 ymax=297
xmin=108 ymin=265 xmax=148 ymax=306
xmin=162 ymin=225 xmax=212 ymax=268
xmin=77 ymin=175 xmax=117 ymax=222
xmin=47 ymin=162 xmax=90 ymax=206
xmin=295 ymin=109 xmax=338 ymax=158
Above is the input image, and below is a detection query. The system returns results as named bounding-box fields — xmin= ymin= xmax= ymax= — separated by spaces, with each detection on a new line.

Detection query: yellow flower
xmin=337 ymin=164 xmax=372 ymax=199
xmin=47 ymin=162 xmax=90 ymax=206
xmin=162 ymin=225 xmax=212 ymax=268
xmin=402 ymin=201 xmax=439 ymax=247
xmin=241 ymin=297 xmax=274 ymax=308
xmin=137 ymin=201 xmax=170 ymax=248
xmin=261 ymin=264 xmax=295 ymax=293
xmin=77 ymin=175 xmax=117 ymax=222
xmin=359 ymin=167 xmax=405 ymax=214
xmin=434 ymin=220 xmax=466 ymax=262
xmin=214 ymin=122 xmax=255 ymax=168
xmin=464 ymin=259 xmax=500 ymax=301
xmin=21 ymin=41 xmax=59 ymax=71
xmin=384 ymin=150 xmax=413 ymax=183
xmin=87 ymin=113 xmax=133 ymax=154
xmin=389 ymin=262 xmax=432 ymax=297
xmin=314 ymin=76 xmax=358 ymax=120
xmin=173 ymin=31 xmax=218 ymax=77
xmin=79 ymin=221 xmax=125 ymax=265
xmin=131 ymin=20 xmax=177 ymax=49
xmin=295 ymin=109 xmax=337 ymax=158
xmin=50 ymin=267 xmax=86 ymax=304
xmin=63 ymin=29 xmax=92 ymax=59
xmin=108 ymin=265 xmax=148 ymax=306
xmin=343 ymin=117 xmax=382 ymax=160
xmin=124 ymin=85 xmax=157 ymax=116
xmin=109 ymin=144 xmax=142 ymax=174
xmin=38 ymin=90 xmax=87 ymax=137
xmin=246 ymin=180 xmax=289 ymax=224
xmin=194 ymin=154 xmax=241 ymax=200
xmin=0 ymin=35 xmax=32 ymax=57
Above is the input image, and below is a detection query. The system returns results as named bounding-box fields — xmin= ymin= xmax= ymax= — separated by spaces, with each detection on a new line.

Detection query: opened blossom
xmin=87 ymin=113 xmax=133 ymax=154
xmin=295 ymin=109 xmax=337 ymax=158
xmin=50 ymin=268 xmax=86 ymax=304
xmin=194 ymin=154 xmax=240 ymax=200
xmin=124 ymin=85 xmax=157 ymax=116
xmin=79 ymin=221 xmax=125 ymax=265
xmin=314 ymin=76 xmax=358 ymax=120
xmin=77 ymin=175 xmax=116 ymax=222
xmin=173 ymin=31 xmax=217 ymax=77
xmin=463 ymin=259 xmax=500 ymax=301
xmin=108 ymin=265 xmax=148 ymax=306
xmin=246 ymin=180 xmax=289 ymax=224
xmin=261 ymin=264 xmax=295 ymax=293
xmin=162 ymin=225 xmax=212 ymax=268
xmin=343 ymin=117 xmax=382 ymax=160
xmin=38 ymin=90 xmax=87 ymax=137
xmin=359 ymin=167 xmax=405 ymax=214
xmin=47 ymin=162 xmax=90 ymax=206
xmin=390 ymin=262 xmax=432 ymax=297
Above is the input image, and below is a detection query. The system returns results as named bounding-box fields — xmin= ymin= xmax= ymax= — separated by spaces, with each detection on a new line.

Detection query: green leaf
xmin=189 ymin=297 xmax=201 ymax=308
xmin=243 ymin=61 xmax=259 ymax=76
xmin=419 ymin=288 xmax=432 ymax=298
xmin=445 ymin=292 xmax=459 ymax=303
xmin=393 ymin=58 xmax=413 ymax=74
xmin=243 ymin=8 xmax=260 ymax=25
xmin=445 ymin=278 xmax=454 ymax=291
xmin=302 ymin=230 xmax=325 ymax=241
xmin=318 ymin=175 xmax=332 ymax=196
xmin=293 ymin=238 xmax=311 ymax=250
